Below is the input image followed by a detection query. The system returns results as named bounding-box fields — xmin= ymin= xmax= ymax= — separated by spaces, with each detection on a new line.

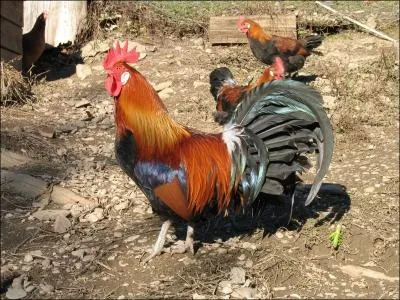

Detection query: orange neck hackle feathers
xmin=238 ymin=17 xmax=272 ymax=41
xmin=103 ymin=41 xmax=189 ymax=162
xmin=115 ymin=65 xmax=190 ymax=162
xmin=104 ymin=41 xmax=236 ymax=216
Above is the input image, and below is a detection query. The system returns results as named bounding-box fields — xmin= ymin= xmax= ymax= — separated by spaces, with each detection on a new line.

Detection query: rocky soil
xmin=1 ymin=29 xmax=399 ymax=299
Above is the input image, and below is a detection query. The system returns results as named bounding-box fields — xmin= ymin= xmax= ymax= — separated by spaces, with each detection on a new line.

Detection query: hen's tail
xmin=302 ymin=35 xmax=323 ymax=51
xmin=209 ymin=67 xmax=236 ymax=101
xmin=230 ymin=79 xmax=334 ymax=206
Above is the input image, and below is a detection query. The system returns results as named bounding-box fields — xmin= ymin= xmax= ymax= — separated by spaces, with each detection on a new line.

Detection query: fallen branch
xmin=315 ymin=1 xmax=398 ymax=44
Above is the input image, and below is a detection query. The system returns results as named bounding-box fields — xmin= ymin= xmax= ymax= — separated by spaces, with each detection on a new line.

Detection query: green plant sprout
xmin=329 ymin=224 xmax=343 ymax=249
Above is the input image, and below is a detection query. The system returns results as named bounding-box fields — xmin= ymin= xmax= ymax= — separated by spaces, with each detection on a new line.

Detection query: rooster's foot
xmin=141 ymin=220 xmax=172 ymax=263
xmin=171 ymin=225 xmax=195 ymax=255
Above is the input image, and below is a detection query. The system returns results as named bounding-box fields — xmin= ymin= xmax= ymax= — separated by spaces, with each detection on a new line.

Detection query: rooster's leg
xmin=171 ymin=224 xmax=195 ymax=255
xmin=142 ymin=219 xmax=172 ymax=263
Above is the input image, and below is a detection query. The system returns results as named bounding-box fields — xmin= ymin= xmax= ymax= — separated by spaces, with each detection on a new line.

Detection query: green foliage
xmin=329 ymin=224 xmax=343 ymax=250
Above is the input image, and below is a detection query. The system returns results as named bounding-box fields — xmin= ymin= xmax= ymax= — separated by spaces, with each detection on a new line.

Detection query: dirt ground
xmin=1 ymin=24 xmax=399 ymax=299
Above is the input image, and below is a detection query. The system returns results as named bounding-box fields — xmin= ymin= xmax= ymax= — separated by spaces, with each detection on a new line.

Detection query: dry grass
xmin=75 ymin=1 xmax=399 ymax=43
xmin=0 ymin=62 xmax=36 ymax=106
xmin=75 ymin=1 xmax=109 ymax=46
xmin=316 ymin=47 xmax=399 ymax=135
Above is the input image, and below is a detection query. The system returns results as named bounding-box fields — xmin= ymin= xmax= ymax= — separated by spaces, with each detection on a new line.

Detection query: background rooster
xmin=210 ymin=56 xmax=285 ymax=125
xmin=22 ymin=11 xmax=48 ymax=73
xmin=238 ymin=16 xmax=323 ymax=75
xmin=103 ymin=41 xmax=334 ymax=262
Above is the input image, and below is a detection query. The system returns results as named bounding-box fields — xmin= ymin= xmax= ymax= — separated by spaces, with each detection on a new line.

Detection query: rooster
xmin=238 ymin=16 xmax=323 ymax=75
xmin=210 ymin=56 xmax=285 ymax=125
xmin=22 ymin=12 xmax=48 ymax=73
xmin=103 ymin=41 xmax=334 ymax=262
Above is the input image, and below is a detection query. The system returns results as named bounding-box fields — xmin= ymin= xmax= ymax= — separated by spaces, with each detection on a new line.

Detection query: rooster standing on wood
xmin=210 ymin=56 xmax=285 ymax=125
xmin=103 ymin=41 xmax=334 ymax=262
xmin=238 ymin=16 xmax=323 ymax=75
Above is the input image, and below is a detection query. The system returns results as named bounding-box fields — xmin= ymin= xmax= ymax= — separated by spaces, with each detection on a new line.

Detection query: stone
xmin=6 ymin=276 xmax=27 ymax=299
xmin=92 ymin=64 xmax=104 ymax=71
xmin=6 ymin=287 xmax=27 ymax=299
xmin=76 ymin=64 xmax=92 ymax=80
xmin=193 ymin=81 xmax=208 ymax=88
xmin=81 ymin=40 xmax=109 ymax=58
xmin=53 ymin=214 xmax=71 ymax=233
xmin=70 ymin=205 xmax=84 ymax=218
xmin=39 ymin=283 xmax=54 ymax=294
xmin=158 ymin=88 xmax=173 ymax=99
xmin=71 ymin=249 xmax=86 ymax=259
xmin=192 ymin=38 xmax=204 ymax=46
xmin=323 ymin=95 xmax=337 ymax=110
xmin=218 ymin=280 xmax=233 ymax=295
xmin=230 ymin=267 xmax=246 ymax=284
xmin=146 ymin=45 xmax=156 ymax=52
xmin=366 ymin=15 xmax=377 ymax=29
xmin=75 ymin=99 xmax=91 ymax=108
xmin=231 ymin=287 xmax=257 ymax=299
xmin=82 ymin=255 xmax=95 ymax=262
xmin=192 ymin=293 xmax=207 ymax=299
xmin=38 ymin=126 xmax=55 ymax=138
xmin=85 ymin=208 xmax=104 ymax=223
xmin=242 ymin=242 xmax=257 ymax=250
xmin=238 ymin=254 xmax=246 ymax=261
xmin=114 ymin=201 xmax=129 ymax=211
xmin=41 ymin=259 xmax=52 ymax=269
xmin=364 ymin=187 xmax=375 ymax=193
xmin=154 ymin=81 xmax=172 ymax=92
xmin=32 ymin=210 xmax=69 ymax=221
xmin=338 ymin=265 xmax=399 ymax=282
xmin=23 ymin=254 xmax=33 ymax=263
xmin=24 ymin=285 xmax=35 ymax=293
xmin=29 ymin=250 xmax=43 ymax=257
xmin=124 ymin=235 xmax=140 ymax=243
xmin=217 ymin=248 xmax=228 ymax=255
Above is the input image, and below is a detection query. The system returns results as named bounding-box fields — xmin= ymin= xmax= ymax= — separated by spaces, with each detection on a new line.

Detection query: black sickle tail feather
xmin=209 ymin=67 xmax=236 ymax=101
xmin=302 ymin=35 xmax=324 ymax=51
xmin=230 ymin=79 xmax=334 ymax=206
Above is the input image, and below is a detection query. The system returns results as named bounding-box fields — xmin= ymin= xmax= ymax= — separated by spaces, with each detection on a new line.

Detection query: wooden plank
xmin=51 ymin=186 xmax=93 ymax=206
xmin=0 ymin=1 xmax=23 ymax=26
xmin=1 ymin=170 xmax=93 ymax=206
xmin=1 ymin=170 xmax=48 ymax=199
xmin=1 ymin=47 xmax=20 ymax=61
xmin=0 ymin=47 xmax=22 ymax=70
xmin=1 ymin=149 xmax=31 ymax=169
xmin=209 ymin=15 xmax=297 ymax=44
xmin=0 ymin=18 xmax=22 ymax=54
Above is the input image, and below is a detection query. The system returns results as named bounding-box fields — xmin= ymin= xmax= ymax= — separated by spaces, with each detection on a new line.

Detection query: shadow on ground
xmin=163 ymin=182 xmax=350 ymax=252
xmin=27 ymin=42 xmax=84 ymax=81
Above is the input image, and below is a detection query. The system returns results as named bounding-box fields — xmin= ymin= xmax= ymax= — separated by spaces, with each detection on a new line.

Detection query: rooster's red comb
xmin=238 ymin=16 xmax=245 ymax=27
xmin=103 ymin=40 xmax=140 ymax=71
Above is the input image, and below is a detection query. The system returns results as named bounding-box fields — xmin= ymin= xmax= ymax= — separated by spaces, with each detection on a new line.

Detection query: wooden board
xmin=1 ymin=47 xmax=21 ymax=61
xmin=0 ymin=48 xmax=22 ymax=69
xmin=209 ymin=15 xmax=297 ymax=44
xmin=1 ymin=149 xmax=31 ymax=169
xmin=0 ymin=1 xmax=23 ymax=26
xmin=0 ymin=17 xmax=22 ymax=54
